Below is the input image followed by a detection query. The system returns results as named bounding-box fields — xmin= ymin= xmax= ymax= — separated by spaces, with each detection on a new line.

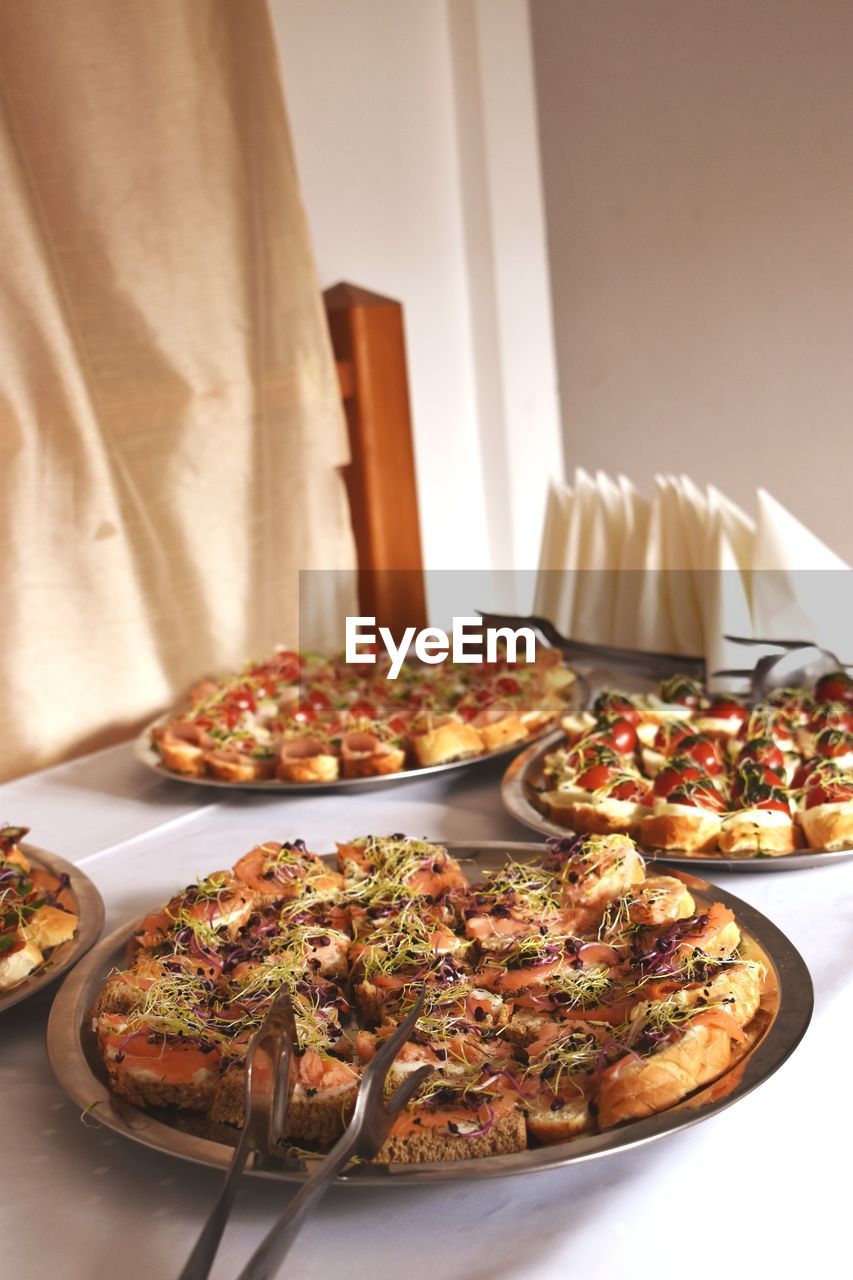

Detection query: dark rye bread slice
xmin=375 ymin=1107 xmax=527 ymax=1164
xmin=211 ymin=1065 xmax=357 ymax=1147
xmin=104 ymin=1061 xmax=218 ymax=1113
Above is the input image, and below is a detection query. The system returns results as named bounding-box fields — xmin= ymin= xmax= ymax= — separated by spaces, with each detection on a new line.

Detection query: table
xmin=1 ymin=741 xmax=848 ymax=1280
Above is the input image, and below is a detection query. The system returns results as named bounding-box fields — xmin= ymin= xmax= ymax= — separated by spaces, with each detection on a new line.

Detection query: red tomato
xmin=495 ymin=676 xmax=521 ymax=697
xmin=290 ymin=704 xmax=316 ymax=725
xmin=810 ymin=704 xmax=853 ymax=734
xmin=732 ymin=762 xmax=785 ymax=800
xmin=677 ymin=734 xmax=724 ymax=775
xmin=666 ymin=779 xmax=727 ymax=812
xmin=749 ymin=712 xmax=793 ymax=746
xmin=224 ymin=684 xmax=256 ymax=714
xmin=596 ymin=717 xmax=637 ymax=755
xmin=652 ymin=721 xmax=692 ymax=754
xmin=565 ymin=743 xmax=621 ymax=774
xmin=752 ymin=794 xmax=791 ymax=815
xmin=737 ymin=737 xmax=785 ymax=774
xmin=349 ymin=699 xmax=377 ymax=720
xmin=658 ymin=675 xmax=703 ymax=708
xmin=805 ymin=776 xmax=853 ymax=807
xmin=473 ymin=660 xmax=505 ymax=676
xmin=575 ymin=764 xmax=617 ymax=792
xmin=653 ymin=763 xmax=703 ymax=798
xmin=271 ymin=651 xmax=300 ymax=682
xmin=815 ymin=671 xmax=853 ymax=705
xmin=592 ymin=692 xmax=640 ymax=726
xmin=307 ymin=688 xmax=332 ymax=712
xmin=704 ymin=698 xmax=748 ymax=725
xmin=791 ymin=758 xmax=821 ymax=789
xmin=474 ymin=688 xmax=495 ymax=706
xmin=387 ymin=714 xmax=409 ymax=734
xmin=609 ymin=777 xmax=652 ymax=804
xmin=814 ymin=728 xmax=853 ymax=759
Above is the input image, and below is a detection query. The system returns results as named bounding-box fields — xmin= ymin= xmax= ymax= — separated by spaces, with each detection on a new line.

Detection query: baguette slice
xmin=409 ymin=718 xmax=484 ymax=767
xmin=277 ymin=737 xmax=340 ymax=783
xmin=0 ymin=939 xmax=44 ymax=990
xmin=340 ymin=731 xmax=406 ymax=778
xmin=24 ymin=904 xmax=78 ymax=950
xmin=597 ymin=1023 xmax=732 ymax=1128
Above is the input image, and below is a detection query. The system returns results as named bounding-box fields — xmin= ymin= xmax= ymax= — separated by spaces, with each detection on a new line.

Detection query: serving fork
xmin=478 ymin=609 xmax=853 ymax=698
xmin=236 ymin=994 xmax=430 ymax=1280
xmin=180 ymin=990 xmax=430 ymax=1280
xmin=178 ymin=988 xmax=299 ymax=1280
xmin=476 ymin=609 xmax=706 ymax=682
xmin=712 ymin=635 xmax=853 ymax=697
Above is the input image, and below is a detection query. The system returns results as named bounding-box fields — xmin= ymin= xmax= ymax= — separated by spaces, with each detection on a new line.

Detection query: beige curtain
xmin=0 ymin=0 xmax=357 ymax=781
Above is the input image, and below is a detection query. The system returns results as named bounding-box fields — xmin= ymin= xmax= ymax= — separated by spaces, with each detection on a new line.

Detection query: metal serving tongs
xmin=476 ymin=610 xmax=706 ymax=683
xmin=178 ymin=988 xmax=299 ymax=1280
xmin=712 ymin=635 xmax=853 ymax=698
xmin=236 ymin=992 xmax=431 ymax=1280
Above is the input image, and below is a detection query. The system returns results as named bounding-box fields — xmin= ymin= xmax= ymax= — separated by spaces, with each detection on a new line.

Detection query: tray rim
xmin=46 ymin=839 xmax=812 ymax=1184
xmin=502 ymin=730 xmax=853 ymax=873
xmin=1 ymin=843 xmax=105 ymax=1014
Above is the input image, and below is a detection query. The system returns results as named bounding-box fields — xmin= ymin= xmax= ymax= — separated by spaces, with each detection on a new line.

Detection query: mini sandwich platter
xmin=135 ymin=648 xmax=588 ymax=793
xmin=47 ymin=840 xmax=811 ymax=1183
xmin=503 ymin=732 xmax=853 ymax=872
xmin=0 ymin=839 xmax=105 ymax=1014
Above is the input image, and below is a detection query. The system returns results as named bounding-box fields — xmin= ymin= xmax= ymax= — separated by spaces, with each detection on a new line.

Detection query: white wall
xmin=531 ymin=0 xmax=853 ymax=563
xmin=270 ymin=0 xmax=563 ymax=588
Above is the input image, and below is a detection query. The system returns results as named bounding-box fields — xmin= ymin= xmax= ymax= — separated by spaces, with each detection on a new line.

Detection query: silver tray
xmin=133 ymin=674 xmax=589 ymax=793
xmin=503 ymin=732 xmax=853 ymax=873
xmin=1 ymin=844 xmax=105 ymax=1014
xmin=47 ymin=840 xmax=811 ymax=1183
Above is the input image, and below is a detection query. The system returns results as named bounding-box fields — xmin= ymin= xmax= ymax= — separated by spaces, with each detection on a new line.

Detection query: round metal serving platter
xmin=47 ymin=840 xmax=811 ymax=1184
xmin=133 ymin=674 xmax=589 ymax=794
xmin=503 ymin=731 xmax=853 ymax=873
xmin=1 ymin=844 xmax=105 ymax=1015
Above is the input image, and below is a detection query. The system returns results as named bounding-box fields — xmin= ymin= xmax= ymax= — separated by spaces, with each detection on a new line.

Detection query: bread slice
xmin=409 ymin=719 xmax=484 ymax=767
xmin=376 ymin=1107 xmax=527 ymax=1163
xmin=206 ymin=749 xmax=276 ymax=783
xmin=276 ymin=738 xmax=340 ymax=783
xmin=597 ymin=1023 xmax=732 ymax=1128
xmin=157 ymin=723 xmax=209 ymax=776
xmin=96 ymin=1015 xmax=221 ymax=1112
xmin=340 ymin=732 xmax=406 ymax=778
xmin=639 ymin=813 xmax=721 ymax=853
xmin=287 ymin=1083 xmax=358 ymax=1146
xmin=717 ymin=818 xmax=796 ymax=855
xmin=0 ymin=939 xmax=44 ymax=990
xmin=564 ymin=802 xmax=646 ymax=838
xmin=211 ymin=1063 xmax=358 ymax=1146
xmin=801 ymin=803 xmax=853 ymax=852
xmin=525 ymin=1091 xmax=593 ymax=1143
xmin=24 ymin=904 xmax=78 ymax=950
xmin=471 ymin=707 xmax=527 ymax=753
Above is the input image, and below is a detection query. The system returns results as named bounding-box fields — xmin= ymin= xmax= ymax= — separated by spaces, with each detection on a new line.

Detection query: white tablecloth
xmin=1 ymin=743 xmax=849 ymax=1280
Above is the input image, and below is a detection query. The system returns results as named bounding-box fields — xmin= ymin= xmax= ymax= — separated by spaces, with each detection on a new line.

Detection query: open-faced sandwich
xmin=150 ymin=648 xmax=576 ymax=784
xmin=541 ymin=671 xmax=853 ymax=856
xmin=0 ymin=826 xmax=79 ymax=992
xmin=91 ymin=833 xmax=768 ymax=1162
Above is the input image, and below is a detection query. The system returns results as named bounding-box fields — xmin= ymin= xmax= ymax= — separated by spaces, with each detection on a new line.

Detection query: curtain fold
xmin=0 ymin=0 xmax=356 ymax=780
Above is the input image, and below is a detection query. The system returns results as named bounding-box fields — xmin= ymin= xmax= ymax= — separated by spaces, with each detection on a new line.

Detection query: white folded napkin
xmin=534 ymin=469 xmax=852 ymax=678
